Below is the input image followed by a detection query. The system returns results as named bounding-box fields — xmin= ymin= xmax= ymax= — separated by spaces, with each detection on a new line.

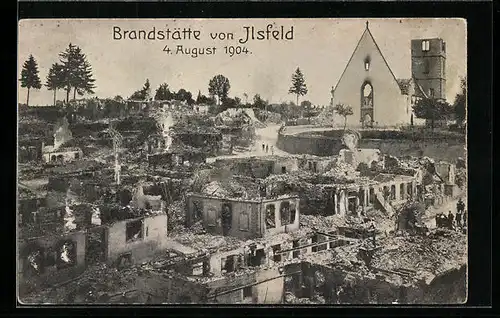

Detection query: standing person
xmin=368 ymin=220 xmax=376 ymax=247
xmin=456 ymin=198 xmax=465 ymax=214
xmin=447 ymin=210 xmax=455 ymax=229
xmin=456 ymin=209 xmax=463 ymax=228
xmin=262 ymin=143 xmax=265 ymax=152
xmin=271 ymin=145 xmax=274 ymax=155
xmin=266 ymin=144 xmax=269 ymax=153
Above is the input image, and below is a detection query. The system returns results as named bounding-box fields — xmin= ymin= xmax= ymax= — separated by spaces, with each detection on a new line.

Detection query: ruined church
xmin=331 ymin=22 xmax=447 ymax=128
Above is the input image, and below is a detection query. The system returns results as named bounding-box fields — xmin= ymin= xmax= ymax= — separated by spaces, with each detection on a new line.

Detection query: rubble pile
xmin=166 ymin=200 xmax=187 ymax=233
xmin=284 ymin=293 xmax=326 ymax=304
xmin=201 ymin=179 xmax=258 ymax=199
xmin=371 ymin=229 xmax=467 ymax=279
xmin=21 ymin=263 xmax=138 ymax=304
xmin=322 ymin=159 xmax=360 ymax=182
xmin=174 ymin=233 xmax=242 ymax=253
xmin=300 ymin=214 xmax=348 ymax=231
xmin=310 ymin=106 xmax=336 ymax=127
xmin=254 ymin=110 xmax=282 ymax=124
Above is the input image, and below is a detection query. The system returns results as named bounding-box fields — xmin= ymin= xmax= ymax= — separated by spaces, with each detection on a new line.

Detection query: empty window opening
xmin=221 ymin=255 xmax=235 ymax=273
xmin=126 ymin=219 xmax=144 ymax=242
xmin=272 ymin=244 xmax=282 ymax=262
xmin=429 ymin=88 xmax=435 ymax=98
xmin=202 ymin=260 xmax=210 ymax=276
xmin=207 ymin=207 xmax=217 ymax=226
xmin=407 ymin=183 xmax=413 ymax=198
xmin=243 ymin=286 xmax=252 ymax=299
xmin=280 ymin=201 xmax=292 ymax=226
xmin=400 ymin=184 xmax=405 ymax=200
xmin=289 ymin=205 xmax=296 ymax=224
xmin=362 ymin=82 xmax=373 ymax=108
xmin=250 ymin=248 xmax=266 ymax=267
xmin=221 ymin=203 xmax=233 ymax=236
xmin=292 ymin=240 xmax=300 ymax=258
xmin=308 ymin=162 xmax=313 ymax=170
xmin=266 ymin=204 xmax=276 ymax=229
xmin=74 ymin=152 xmax=80 ymax=159
xmin=422 ymin=40 xmax=430 ymax=52
xmin=239 ymin=211 xmax=250 ymax=231
xmin=332 ymin=191 xmax=337 ymax=215
xmin=311 ymin=234 xmax=319 ymax=252
xmin=51 ymin=155 xmax=56 ymax=162
xmin=359 ymin=189 xmax=365 ymax=207
xmin=348 ymin=197 xmax=358 ymax=215
xmin=192 ymin=200 xmax=203 ymax=222
xmin=364 ymin=56 xmax=371 ymax=71
xmin=57 ymin=154 xmax=64 ymax=162
xmin=56 ymin=240 xmax=77 ymax=269
xmin=390 ymin=185 xmax=396 ymax=200
xmin=192 ymin=262 xmax=204 ymax=276
xmin=25 ymin=248 xmax=44 ymax=275
xmin=281 ymin=166 xmax=287 ymax=173
xmin=313 ymin=162 xmax=318 ymax=173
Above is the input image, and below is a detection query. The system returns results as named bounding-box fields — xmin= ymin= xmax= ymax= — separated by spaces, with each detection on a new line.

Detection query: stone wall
xmin=277 ymin=130 xmax=465 ymax=162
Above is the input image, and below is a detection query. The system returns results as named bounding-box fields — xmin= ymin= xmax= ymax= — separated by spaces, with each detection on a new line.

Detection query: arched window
xmin=362 ymin=82 xmax=373 ymax=108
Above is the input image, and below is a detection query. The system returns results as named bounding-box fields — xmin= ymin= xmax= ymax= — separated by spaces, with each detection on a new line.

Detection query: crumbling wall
xmin=254 ymin=267 xmax=284 ymax=303
xmin=135 ymin=271 xmax=209 ymax=303
xmin=18 ymin=231 xmax=87 ymax=296
xmin=106 ymin=215 xmax=168 ymax=266
xmin=188 ymin=195 xmax=261 ymax=240
xmin=206 ymin=271 xmax=257 ymax=303
xmin=278 ymin=130 xmax=465 ymax=162
xmin=420 ymin=265 xmax=467 ymax=304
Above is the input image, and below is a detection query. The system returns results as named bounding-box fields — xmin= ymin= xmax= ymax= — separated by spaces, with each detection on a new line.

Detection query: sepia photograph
xmin=17 ymin=18 xmax=467 ymax=305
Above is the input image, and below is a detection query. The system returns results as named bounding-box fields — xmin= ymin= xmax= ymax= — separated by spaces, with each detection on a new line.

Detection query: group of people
xmin=262 ymin=143 xmax=274 ymax=155
xmin=435 ymin=198 xmax=467 ymax=231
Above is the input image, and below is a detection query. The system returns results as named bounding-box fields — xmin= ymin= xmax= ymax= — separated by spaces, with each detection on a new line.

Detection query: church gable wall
xmin=333 ymin=29 xmax=408 ymax=128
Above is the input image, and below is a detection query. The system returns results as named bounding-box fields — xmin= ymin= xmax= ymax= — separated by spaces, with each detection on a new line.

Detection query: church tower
xmin=411 ymin=38 xmax=447 ymax=101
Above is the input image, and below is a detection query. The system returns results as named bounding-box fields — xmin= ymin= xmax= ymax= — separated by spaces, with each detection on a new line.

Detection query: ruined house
xmin=186 ymin=193 xmax=300 ymax=240
xmin=41 ymin=117 xmax=83 ymax=163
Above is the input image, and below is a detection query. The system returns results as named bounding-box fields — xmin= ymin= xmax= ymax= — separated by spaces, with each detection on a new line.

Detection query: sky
xmin=18 ymin=18 xmax=466 ymax=106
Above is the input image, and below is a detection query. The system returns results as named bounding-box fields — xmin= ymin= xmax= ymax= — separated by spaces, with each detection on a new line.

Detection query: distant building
xmin=331 ymin=22 xmax=446 ymax=128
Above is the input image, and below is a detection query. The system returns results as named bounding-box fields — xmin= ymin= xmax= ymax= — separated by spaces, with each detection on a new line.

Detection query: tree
xmin=45 ymin=63 xmax=65 ymax=106
xmin=130 ymin=79 xmax=151 ymax=100
xmin=175 ymin=89 xmax=194 ymax=104
xmin=222 ymin=97 xmax=239 ymax=110
xmin=253 ymin=94 xmax=268 ymax=110
xmin=20 ymin=55 xmax=42 ymax=106
xmin=59 ymin=43 xmax=96 ymax=102
xmin=288 ymin=67 xmax=308 ymax=106
xmin=243 ymin=93 xmax=249 ymax=105
xmin=333 ymin=103 xmax=353 ymax=131
xmin=196 ymin=91 xmax=216 ymax=105
xmin=412 ymin=98 xmax=454 ymax=131
xmin=155 ymin=83 xmax=173 ymax=101
xmin=208 ymin=75 xmax=230 ymax=105
xmin=453 ymin=77 xmax=466 ymax=126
